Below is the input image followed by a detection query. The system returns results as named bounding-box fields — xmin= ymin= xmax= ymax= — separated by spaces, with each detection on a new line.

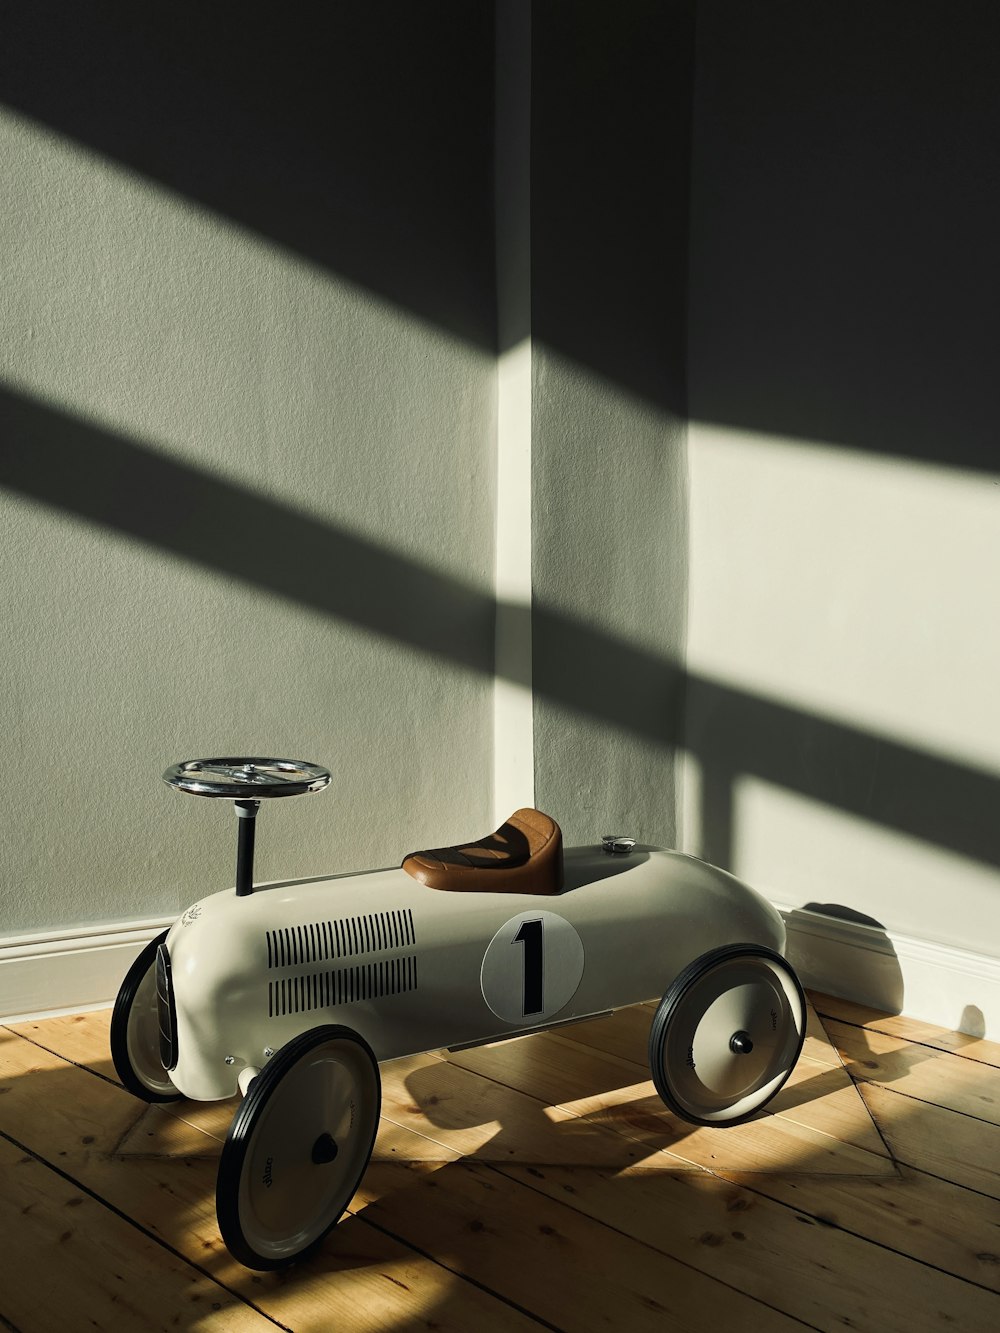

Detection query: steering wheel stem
xmin=162 ymin=758 xmax=331 ymax=901
xmin=235 ymin=800 xmax=261 ymax=897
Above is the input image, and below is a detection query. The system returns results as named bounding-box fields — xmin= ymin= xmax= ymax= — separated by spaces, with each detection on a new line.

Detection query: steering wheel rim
xmin=163 ymin=758 xmax=331 ymax=800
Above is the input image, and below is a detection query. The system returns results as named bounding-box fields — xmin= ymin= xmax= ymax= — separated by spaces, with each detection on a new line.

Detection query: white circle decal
xmin=480 ymin=910 xmax=585 ymax=1025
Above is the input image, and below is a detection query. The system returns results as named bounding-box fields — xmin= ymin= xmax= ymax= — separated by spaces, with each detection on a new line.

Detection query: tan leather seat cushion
xmin=401 ymin=808 xmax=563 ymax=894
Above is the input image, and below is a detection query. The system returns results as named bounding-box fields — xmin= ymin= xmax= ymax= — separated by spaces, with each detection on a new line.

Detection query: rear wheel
xmin=110 ymin=932 xmax=181 ymax=1103
xmin=649 ymin=944 xmax=806 ymax=1126
xmin=216 ymin=1025 xmax=381 ymax=1270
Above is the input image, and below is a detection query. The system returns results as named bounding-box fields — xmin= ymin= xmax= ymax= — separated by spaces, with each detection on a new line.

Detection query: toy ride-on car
xmin=111 ymin=757 xmax=807 ymax=1270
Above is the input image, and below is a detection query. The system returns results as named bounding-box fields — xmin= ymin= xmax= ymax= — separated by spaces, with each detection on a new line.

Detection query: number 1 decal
xmin=480 ymin=910 xmax=585 ymax=1025
xmin=514 ymin=918 xmax=544 ymax=1016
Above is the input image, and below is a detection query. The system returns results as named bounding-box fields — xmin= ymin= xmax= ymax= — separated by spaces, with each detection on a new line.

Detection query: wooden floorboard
xmin=0 ymin=1134 xmax=278 ymax=1333
xmin=822 ymin=1018 xmax=1000 ymax=1126
xmin=3 ymin=998 xmax=1000 ymax=1332
xmin=810 ymin=993 xmax=1000 ymax=1069
xmin=0 ymin=1031 xmax=544 ymax=1333
xmin=855 ymin=1081 xmax=1000 ymax=1199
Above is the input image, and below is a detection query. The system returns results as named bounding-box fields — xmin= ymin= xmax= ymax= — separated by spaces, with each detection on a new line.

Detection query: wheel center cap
xmin=311 ymin=1132 xmax=339 ymax=1165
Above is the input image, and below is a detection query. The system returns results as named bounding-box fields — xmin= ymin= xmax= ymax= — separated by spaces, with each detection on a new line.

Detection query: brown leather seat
xmin=401 ymin=808 xmax=563 ymax=894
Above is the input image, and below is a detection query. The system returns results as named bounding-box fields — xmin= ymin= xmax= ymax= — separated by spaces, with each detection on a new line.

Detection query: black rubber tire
xmin=110 ymin=931 xmax=182 ymax=1103
xmin=216 ymin=1024 xmax=381 ymax=1270
xmin=648 ymin=943 xmax=806 ymax=1127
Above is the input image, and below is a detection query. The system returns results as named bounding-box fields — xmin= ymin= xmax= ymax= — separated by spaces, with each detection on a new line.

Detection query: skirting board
xmin=0 ymin=918 xmax=174 ymax=1024
xmin=778 ymin=902 xmax=1000 ymax=1042
xmin=2 ymin=907 xmax=999 ymax=1040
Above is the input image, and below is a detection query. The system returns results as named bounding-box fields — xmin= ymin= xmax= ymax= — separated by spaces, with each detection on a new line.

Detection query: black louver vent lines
xmin=268 ymin=955 xmax=418 ymax=1018
xmin=264 ymin=908 xmax=418 ymax=1018
xmin=265 ymin=909 xmax=415 ymax=969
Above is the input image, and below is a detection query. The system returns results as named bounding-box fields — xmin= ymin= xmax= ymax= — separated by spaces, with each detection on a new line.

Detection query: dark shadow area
xmin=688 ymin=0 xmax=1000 ymax=474
xmin=530 ymin=0 xmax=696 ymax=419
xmin=0 ymin=1 xmax=497 ymax=351
xmin=3 ymin=384 xmax=997 ymax=874
xmin=530 ymin=602 xmax=684 ymax=747
xmin=802 ymin=904 xmax=889 ymax=931
xmin=960 ymin=1006 xmax=987 ymax=1040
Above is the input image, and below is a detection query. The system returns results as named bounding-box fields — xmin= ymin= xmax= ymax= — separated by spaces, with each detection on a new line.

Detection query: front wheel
xmin=216 ymin=1025 xmax=381 ymax=1270
xmin=110 ymin=931 xmax=181 ymax=1103
xmin=649 ymin=944 xmax=806 ymax=1126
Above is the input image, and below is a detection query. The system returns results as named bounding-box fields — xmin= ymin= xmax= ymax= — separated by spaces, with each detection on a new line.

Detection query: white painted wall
xmin=684 ymin=2 xmax=1000 ymax=978
xmin=492 ymin=0 xmax=535 ymax=824
xmin=0 ymin=10 xmax=498 ymax=937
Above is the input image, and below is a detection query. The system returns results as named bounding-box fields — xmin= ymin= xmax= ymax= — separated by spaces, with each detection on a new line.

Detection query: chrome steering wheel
xmin=163 ymin=758 xmax=331 ymax=800
xmin=163 ymin=757 xmax=331 ymax=896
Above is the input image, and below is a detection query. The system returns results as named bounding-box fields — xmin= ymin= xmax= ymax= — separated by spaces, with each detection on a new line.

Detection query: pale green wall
xmin=529 ymin=1 xmax=693 ymax=848
xmin=1 ymin=2 xmax=698 ymax=944
xmin=0 ymin=9 xmax=498 ymax=935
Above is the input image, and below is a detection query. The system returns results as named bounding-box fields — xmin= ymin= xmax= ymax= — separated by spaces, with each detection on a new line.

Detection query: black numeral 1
xmin=514 ymin=919 xmax=544 ymax=1016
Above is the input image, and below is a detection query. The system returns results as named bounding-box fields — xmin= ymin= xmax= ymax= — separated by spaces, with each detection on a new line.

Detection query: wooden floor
xmin=2 ymin=994 xmax=1000 ymax=1332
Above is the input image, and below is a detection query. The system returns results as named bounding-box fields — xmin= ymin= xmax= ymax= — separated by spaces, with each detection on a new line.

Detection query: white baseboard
xmin=0 ymin=918 xmax=174 ymax=1023
xmin=3 ymin=907 xmax=1000 ymax=1041
xmin=777 ymin=902 xmax=1000 ymax=1041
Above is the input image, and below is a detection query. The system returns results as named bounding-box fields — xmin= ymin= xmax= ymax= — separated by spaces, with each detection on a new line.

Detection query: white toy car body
xmin=160 ymin=844 xmax=786 ymax=1101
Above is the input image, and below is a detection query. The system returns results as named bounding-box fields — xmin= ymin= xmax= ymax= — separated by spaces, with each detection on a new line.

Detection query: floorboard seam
xmin=851 ymin=1077 xmax=1000 ymax=1130
xmin=889 ymin=1160 xmax=1000 ymax=1206
xmin=352 ymin=1210 xmax=561 ymax=1332
xmin=809 ymin=1012 xmax=1000 ymax=1072
xmin=480 ymin=1160 xmax=821 ymax=1331
xmin=837 ymin=1070 xmax=900 ymax=1168
xmin=718 ymin=1172 xmax=1000 ymax=1298
xmin=0 ymin=1128 xmax=291 ymax=1332
xmin=2 ymin=1023 xmax=125 ymax=1092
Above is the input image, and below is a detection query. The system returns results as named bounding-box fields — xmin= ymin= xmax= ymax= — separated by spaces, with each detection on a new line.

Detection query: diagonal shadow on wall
xmin=0 ymin=1 xmax=695 ymax=422
xmin=0 ymin=387 xmax=497 ymax=680
xmin=5 ymin=2 xmax=1000 ymax=476
xmin=0 ymin=1 xmax=499 ymax=355
xmin=3 ymin=386 xmax=998 ymax=872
